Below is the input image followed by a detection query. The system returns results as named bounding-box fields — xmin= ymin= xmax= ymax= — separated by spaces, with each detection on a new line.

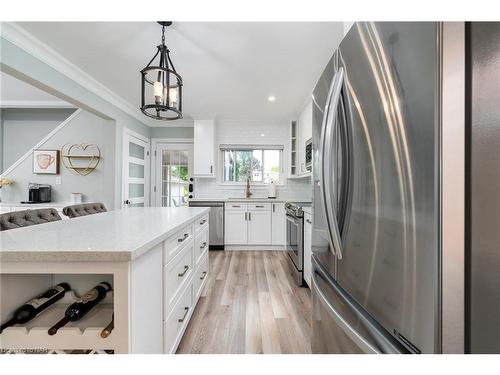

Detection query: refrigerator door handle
xmin=321 ymin=67 xmax=345 ymax=259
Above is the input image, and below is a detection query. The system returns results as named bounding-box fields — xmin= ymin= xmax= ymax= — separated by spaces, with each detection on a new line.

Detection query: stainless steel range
xmin=285 ymin=201 xmax=310 ymax=287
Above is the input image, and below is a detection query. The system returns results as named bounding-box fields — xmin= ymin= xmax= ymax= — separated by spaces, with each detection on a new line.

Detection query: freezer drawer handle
xmin=312 ymin=270 xmax=378 ymax=354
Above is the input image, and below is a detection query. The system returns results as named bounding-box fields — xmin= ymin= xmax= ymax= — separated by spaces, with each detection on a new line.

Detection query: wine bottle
xmin=48 ymin=282 xmax=112 ymax=336
xmin=0 ymin=283 xmax=71 ymax=334
xmin=100 ymin=313 xmax=114 ymax=338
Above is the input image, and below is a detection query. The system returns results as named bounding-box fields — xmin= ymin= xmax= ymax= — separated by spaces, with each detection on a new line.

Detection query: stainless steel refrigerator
xmin=311 ymin=22 xmax=467 ymax=354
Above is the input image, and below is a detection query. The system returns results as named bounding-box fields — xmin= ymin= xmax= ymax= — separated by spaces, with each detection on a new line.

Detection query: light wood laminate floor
xmin=177 ymin=251 xmax=312 ymax=354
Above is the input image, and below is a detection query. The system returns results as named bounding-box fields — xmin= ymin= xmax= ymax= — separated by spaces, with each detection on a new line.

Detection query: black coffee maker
xmin=22 ymin=183 xmax=52 ymax=204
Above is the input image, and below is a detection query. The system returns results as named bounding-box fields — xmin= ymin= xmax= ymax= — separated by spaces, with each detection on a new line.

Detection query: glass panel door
xmin=154 ymin=143 xmax=193 ymax=207
xmin=123 ymin=132 xmax=150 ymax=208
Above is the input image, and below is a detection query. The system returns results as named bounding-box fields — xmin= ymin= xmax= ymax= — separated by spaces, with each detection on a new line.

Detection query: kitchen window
xmin=220 ymin=146 xmax=283 ymax=184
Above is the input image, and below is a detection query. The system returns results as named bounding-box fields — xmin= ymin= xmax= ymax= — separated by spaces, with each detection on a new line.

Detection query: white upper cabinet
xmin=290 ymin=99 xmax=312 ymax=178
xmin=193 ymin=119 xmax=215 ymax=177
xmin=298 ymin=100 xmax=312 ymax=176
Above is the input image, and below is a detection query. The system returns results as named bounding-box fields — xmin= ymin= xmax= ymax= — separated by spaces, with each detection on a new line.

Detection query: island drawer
xmin=164 ymin=242 xmax=194 ymax=317
xmin=248 ymin=202 xmax=272 ymax=211
xmin=163 ymin=224 xmax=193 ymax=265
xmin=194 ymin=227 xmax=209 ymax=265
xmin=195 ymin=214 xmax=209 ymax=235
xmin=194 ymin=253 xmax=209 ymax=301
xmin=164 ymin=282 xmax=193 ymax=354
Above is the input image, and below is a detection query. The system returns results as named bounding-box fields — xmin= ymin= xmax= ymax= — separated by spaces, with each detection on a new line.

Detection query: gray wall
xmin=151 ymin=126 xmax=194 ymax=139
xmin=1 ymin=109 xmax=116 ymax=208
xmin=1 ymin=108 xmax=75 ymax=173
xmin=1 ymin=36 xmax=151 ymax=208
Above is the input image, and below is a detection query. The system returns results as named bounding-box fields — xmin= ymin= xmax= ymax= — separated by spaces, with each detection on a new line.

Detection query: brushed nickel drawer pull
xmin=200 ymin=271 xmax=207 ymax=280
xmin=178 ymin=265 xmax=189 ymax=277
xmin=256 ymin=205 xmax=265 ymax=208
xmin=178 ymin=233 xmax=189 ymax=242
xmin=178 ymin=307 xmax=189 ymax=323
xmin=306 ymin=219 xmax=312 ymax=224
xmin=199 ymin=219 xmax=207 ymax=225
xmin=232 ymin=205 xmax=241 ymax=208
xmin=200 ymin=242 xmax=207 ymax=249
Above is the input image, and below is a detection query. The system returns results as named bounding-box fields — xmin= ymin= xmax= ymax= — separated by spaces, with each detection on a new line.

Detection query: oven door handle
xmin=286 ymin=213 xmax=300 ymax=225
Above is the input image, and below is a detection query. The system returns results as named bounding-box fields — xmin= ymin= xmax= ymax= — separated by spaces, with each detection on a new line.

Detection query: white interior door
xmin=123 ymin=130 xmax=150 ymax=208
xmin=154 ymin=143 xmax=193 ymax=207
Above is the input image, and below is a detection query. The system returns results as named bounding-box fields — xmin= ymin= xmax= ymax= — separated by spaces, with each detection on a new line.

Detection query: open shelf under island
xmin=0 ymin=207 xmax=210 ymax=354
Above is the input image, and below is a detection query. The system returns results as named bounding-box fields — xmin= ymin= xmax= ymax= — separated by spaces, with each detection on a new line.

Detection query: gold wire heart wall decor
xmin=61 ymin=143 xmax=101 ymax=176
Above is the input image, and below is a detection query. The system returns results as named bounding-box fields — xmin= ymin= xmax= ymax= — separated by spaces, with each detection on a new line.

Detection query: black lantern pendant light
xmin=140 ymin=21 xmax=183 ymax=120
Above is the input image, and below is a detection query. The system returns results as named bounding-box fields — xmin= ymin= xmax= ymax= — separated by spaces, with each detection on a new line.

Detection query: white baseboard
xmin=224 ymin=245 xmax=285 ymax=251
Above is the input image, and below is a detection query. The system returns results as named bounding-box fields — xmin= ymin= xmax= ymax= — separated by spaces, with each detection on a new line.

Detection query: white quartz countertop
xmin=188 ymin=198 xmax=310 ymax=203
xmin=0 ymin=207 xmax=209 ymax=263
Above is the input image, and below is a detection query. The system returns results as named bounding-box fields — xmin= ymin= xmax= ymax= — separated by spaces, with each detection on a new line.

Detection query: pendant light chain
xmin=140 ymin=21 xmax=183 ymax=121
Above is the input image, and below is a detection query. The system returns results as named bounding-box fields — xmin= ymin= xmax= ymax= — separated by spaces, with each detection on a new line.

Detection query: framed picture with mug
xmin=33 ymin=149 xmax=60 ymax=174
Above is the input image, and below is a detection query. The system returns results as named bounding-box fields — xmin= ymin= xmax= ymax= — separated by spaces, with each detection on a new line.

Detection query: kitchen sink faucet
xmin=245 ymin=177 xmax=253 ymax=198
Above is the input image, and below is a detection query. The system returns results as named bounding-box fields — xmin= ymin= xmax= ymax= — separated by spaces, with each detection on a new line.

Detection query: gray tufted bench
xmin=62 ymin=203 xmax=107 ymax=219
xmin=0 ymin=208 xmax=62 ymax=231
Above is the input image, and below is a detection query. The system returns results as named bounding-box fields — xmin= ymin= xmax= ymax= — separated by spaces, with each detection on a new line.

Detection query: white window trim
xmin=217 ymin=146 xmax=286 ymax=187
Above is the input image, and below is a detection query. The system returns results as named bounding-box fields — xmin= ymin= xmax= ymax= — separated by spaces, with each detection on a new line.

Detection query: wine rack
xmin=0 ymin=290 xmax=116 ymax=353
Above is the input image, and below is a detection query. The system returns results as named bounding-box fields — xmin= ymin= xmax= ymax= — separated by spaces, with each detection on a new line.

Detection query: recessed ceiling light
xmin=261 ymin=133 xmax=265 ymax=137
xmin=268 ymin=96 xmax=276 ymax=102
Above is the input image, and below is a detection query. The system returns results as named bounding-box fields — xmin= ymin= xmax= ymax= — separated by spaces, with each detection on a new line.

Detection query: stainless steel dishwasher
xmin=188 ymin=201 xmax=224 ymax=250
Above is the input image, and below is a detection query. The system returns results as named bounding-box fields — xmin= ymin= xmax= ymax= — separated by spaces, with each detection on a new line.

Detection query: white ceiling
xmin=0 ymin=71 xmax=73 ymax=107
xmin=16 ymin=22 xmax=343 ymax=122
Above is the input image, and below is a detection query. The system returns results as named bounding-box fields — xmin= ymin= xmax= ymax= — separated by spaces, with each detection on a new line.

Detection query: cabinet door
xmin=271 ymin=203 xmax=286 ymax=246
xmin=298 ymin=100 xmax=312 ymax=175
xmin=248 ymin=210 xmax=272 ymax=245
xmin=224 ymin=210 xmax=248 ymax=244
xmin=193 ymin=120 xmax=215 ymax=177
xmin=303 ymin=214 xmax=312 ymax=287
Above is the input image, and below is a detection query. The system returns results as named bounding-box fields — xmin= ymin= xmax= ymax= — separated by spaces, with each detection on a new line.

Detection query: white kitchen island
xmin=0 ymin=207 xmax=210 ymax=354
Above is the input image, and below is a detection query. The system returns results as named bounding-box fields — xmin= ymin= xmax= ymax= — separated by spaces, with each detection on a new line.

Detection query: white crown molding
xmin=0 ymin=109 xmax=83 ymax=178
xmin=0 ymin=22 xmax=156 ymax=127
xmin=0 ymin=100 xmax=76 ymax=109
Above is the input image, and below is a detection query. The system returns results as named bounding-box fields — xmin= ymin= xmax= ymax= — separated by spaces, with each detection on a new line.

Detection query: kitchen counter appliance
xmin=188 ymin=200 xmax=224 ymax=250
xmin=21 ymin=183 xmax=51 ymax=204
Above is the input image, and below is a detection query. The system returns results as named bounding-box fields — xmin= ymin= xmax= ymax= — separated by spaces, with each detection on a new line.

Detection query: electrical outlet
xmin=56 ymin=176 xmax=62 ymax=185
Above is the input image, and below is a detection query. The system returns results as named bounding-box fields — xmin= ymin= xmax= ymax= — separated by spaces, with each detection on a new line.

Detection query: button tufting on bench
xmin=0 ymin=208 xmax=62 ymax=231
xmin=62 ymin=203 xmax=107 ymax=219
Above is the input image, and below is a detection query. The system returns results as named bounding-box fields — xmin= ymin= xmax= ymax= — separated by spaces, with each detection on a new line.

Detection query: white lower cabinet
xmin=248 ymin=210 xmax=272 ymax=244
xmin=163 ymin=217 xmax=210 ymax=354
xmin=225 ymin=209 xmax=248 ymax=244
xmin=271 ymin=203 xmax=285 ymax=245
xmin=164 ymin=282 xmax=193 ymax=354
xmin=303 ymin=212 xmax=312 ymax=287
xmin=224 ymin=202 xmax=283 ymax=246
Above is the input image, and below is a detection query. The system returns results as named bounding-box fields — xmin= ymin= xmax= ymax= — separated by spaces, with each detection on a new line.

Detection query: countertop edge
xmin=0 ymin=208 xmax=210 ymax=263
